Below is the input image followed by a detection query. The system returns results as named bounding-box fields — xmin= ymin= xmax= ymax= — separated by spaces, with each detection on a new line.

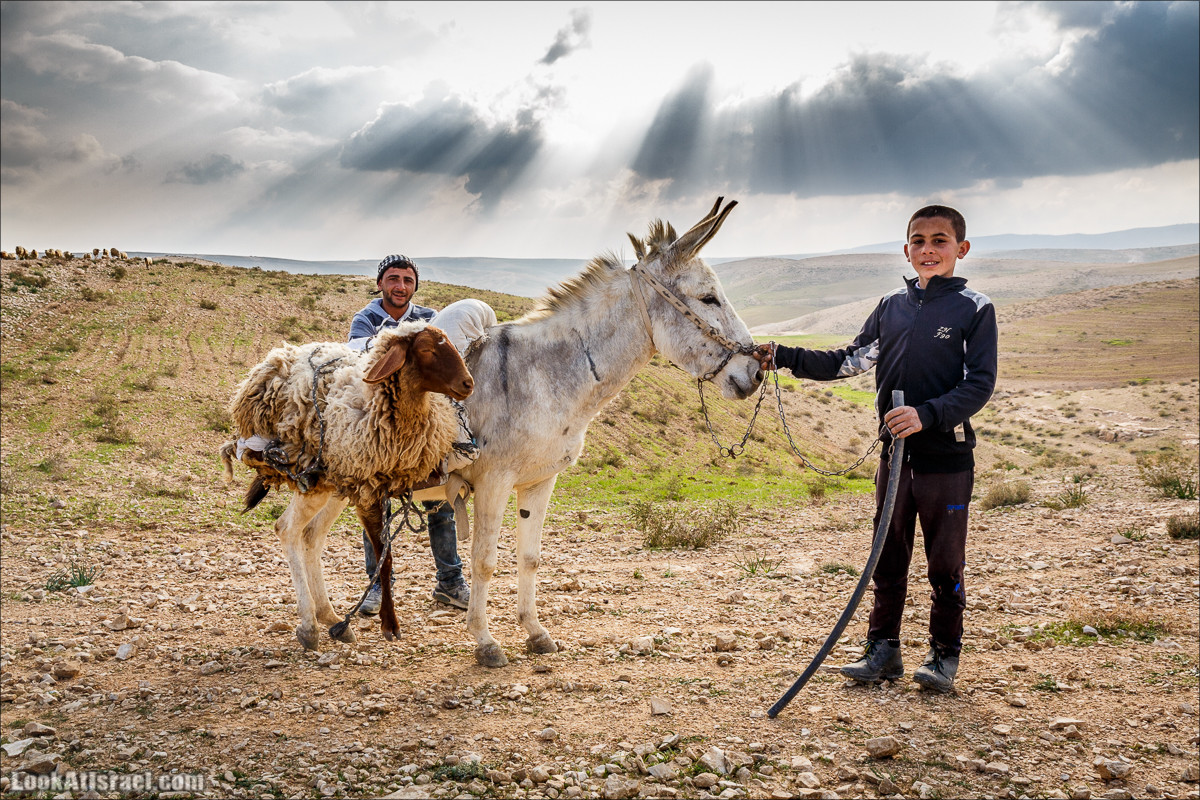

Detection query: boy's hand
xmin=752 ymin=343 xmax=777 ymax=372
xmin=884 ymin=405 xmax=923 ymax=439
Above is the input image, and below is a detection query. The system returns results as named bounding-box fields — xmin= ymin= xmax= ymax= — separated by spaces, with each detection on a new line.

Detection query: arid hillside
xmin=1 ymin=253 xmax=1197 ymax=800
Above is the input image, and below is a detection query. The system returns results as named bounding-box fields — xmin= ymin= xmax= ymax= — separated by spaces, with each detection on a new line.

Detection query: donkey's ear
xmin=673 ymin=197 xmax=737 ymax=262
xmin=363 ymin=336 xmax=410 ymax=383
xmin=628 ymin=233 xmax=646 ymax=262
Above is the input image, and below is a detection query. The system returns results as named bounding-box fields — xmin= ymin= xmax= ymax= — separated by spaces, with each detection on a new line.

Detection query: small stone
xmin=601 ymin=774 xmax=638 ymax=799
xmin=1007 ymin=695 xmax=1027 ymax=708
xmin=198 ymin=661 xmax=223 ymax=675
xmin=316 ymin=652 xmax=340 ymax=667
xmin=115 ymin=643 xmax=136 ymax=661
xmin=1050 ymin=718 xmax=1085 ymax=730
xmin=992 ymin=725 xmax=1012 ymax=735
xmin=1094 ymin=760 xmax=1134 ymax=781
xmin=2 ymin=739 xmax=36 ymax=757
xmin=1070 ymin=785 xmax=1092 ymax=799
xmin=18 ymin=752 xmax=61 ymax=775
xmin=693 ymin=773 xmax=719 ymax=789
xmin=790 ymin=756 xmax=813 ymax=772
xmin=795 ymin=771 xmax=822 ymax=789
xmin=536 ymin=727 xmax=558 ymax=741
xmin=1082 ymin=625 xmax=1099 ymax=636
xmin=985 ymin=762 xmax=1010 ymax=775
xmin=650 ymin=698 xmax=672 ymax=716
xmin=23 ymin=722 xmax=55 ymax=737
xmin=647 ymin=763 xmax=677 ymax=781
xmin=266 ymin=621 xmax=293 ymax=633
xmin=629 ymin=636 xmax=654 ymax=656
xmin=865 ymin=736 xmax=901 ymax=759
xmin=699 ymin=747 xmax=728 ymax=775
xmin=51 ymin=661 xmax=82 ymax=679
xmin=714 ymin=634 xmax=738 ymax=652
xmin=757 ymin=637 xmax=776 ymax=650
xmin=1180 ymin=764 xmax=1199 ymax=783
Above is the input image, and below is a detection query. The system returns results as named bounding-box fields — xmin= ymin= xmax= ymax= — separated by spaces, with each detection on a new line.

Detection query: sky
xmin=1 ymin=1 xmax=1198 ymax=260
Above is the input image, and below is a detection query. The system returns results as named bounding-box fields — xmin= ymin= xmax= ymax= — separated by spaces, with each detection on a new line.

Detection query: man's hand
xmin=752 ymin=343 xmax=777 ymax=372
xmin=884 ymin=405 xmax=923 ymax=439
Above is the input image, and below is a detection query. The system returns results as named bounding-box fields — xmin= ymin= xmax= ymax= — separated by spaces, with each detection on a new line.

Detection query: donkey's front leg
xmin=469 ymin=478 xmax=513 ymax=667
xmin=515 ymin=476 xmax=559 ymax=655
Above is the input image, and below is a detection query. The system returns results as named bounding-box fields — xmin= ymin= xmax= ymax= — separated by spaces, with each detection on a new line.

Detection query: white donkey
xmin=412 ymin=197 xmax=763 ymax=666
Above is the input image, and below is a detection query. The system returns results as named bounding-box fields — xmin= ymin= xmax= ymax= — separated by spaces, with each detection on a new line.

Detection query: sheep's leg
xmin=277 ymin=490 xmax=333 ymax=651
xmin=469 ymin=477 xmax=514 ymax=668
xmin=303 ymin=496 xmax=350 ymax=632
xmin=515 ymin=476 xmax=559 ymax=655
xmin=355 ymin=499 xmax=398 ymax=642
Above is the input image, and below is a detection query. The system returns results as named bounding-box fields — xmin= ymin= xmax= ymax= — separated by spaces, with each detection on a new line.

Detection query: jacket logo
xmin=934 ymin=326 xmax=952 ymax=340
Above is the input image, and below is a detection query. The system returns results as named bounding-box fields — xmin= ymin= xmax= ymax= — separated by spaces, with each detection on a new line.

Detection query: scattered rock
xmin=115 ymin=643 xmax=136 ymax=661
xmin=714 ymin=634 xmax=738 ymax=652
xmin=601 ymin=774 xmax=639 ymax=799
xmin=536 ymin=727 xmax=558 ymax=741
xmin=2 ymin=739 xmax=36 ymax=757
xmin=23 ymin=722 xmax=55 ymax=737
xmin=198 ymin=661 xmax=223 ymax=675
xmin=865 ymin=736 xmax=901 ymax=759
xmin=649 ymin=698 xmax=672 ymax=716
xmin=316 ymin=652 xmax=340 ymax=667
xmin=629 ymin=636 xmax=654 ymax=655
xmin=1094 ymin=759 xmax=1135 ymax=781
xmin=692 ymin=773 xmax=719 ymax=789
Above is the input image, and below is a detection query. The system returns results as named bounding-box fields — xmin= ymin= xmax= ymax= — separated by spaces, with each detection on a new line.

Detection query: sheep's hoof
xmin=475 ymin=643 xmax=508 ymax=668
xmin=327 ymin=621 xmax=356 ymax=644
xmin=527 ymin=633 xmax=558 ymax=654
xmin=296 ymin=625 xmax=320 ymax=652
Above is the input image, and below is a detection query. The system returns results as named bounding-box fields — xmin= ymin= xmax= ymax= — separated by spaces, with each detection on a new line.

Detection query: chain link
xmin=699 ymin=365 xmax=885 ymax=476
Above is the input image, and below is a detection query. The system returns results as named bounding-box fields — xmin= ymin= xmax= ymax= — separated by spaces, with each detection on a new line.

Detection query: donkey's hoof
xmin=382 ymin=628 xmax=397 ymax=642
xmin=296 ymin=625 xmax=320 ymax=652
xmin=327 ymin=621 xmax=356 ymax=644
xmin=527 ymin=633 xmax=558 ymax=654
xmin=475 ymin=643 xmax=509 ymax=668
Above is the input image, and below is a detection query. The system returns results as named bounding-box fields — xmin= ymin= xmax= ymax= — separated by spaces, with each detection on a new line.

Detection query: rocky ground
xmin=1 ymin=465 xmax=1197 ymax=800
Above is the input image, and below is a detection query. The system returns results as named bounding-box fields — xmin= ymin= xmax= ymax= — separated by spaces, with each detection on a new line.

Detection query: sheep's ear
xmin=363 ymin=337 xmax=410 ymax=383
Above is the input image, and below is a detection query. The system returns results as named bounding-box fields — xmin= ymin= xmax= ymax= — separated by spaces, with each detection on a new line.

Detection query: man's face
xmin=904 ymin=217 xmax=969 ymax=288
xmin=378 ymin=266 xmax=416 ymax=314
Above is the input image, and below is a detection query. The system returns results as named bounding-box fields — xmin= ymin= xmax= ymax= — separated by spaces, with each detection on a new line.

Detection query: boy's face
xmin=904 ymin=216 xmax=970 ymax=288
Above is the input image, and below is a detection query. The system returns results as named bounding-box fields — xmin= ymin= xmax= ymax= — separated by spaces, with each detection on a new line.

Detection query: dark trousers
xmin=363 ymin=501 xmax=462 ymax=585
xmin=867 ymin=459 xmax=972 ymax=655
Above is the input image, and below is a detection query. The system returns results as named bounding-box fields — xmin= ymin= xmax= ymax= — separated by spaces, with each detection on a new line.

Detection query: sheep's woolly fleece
xmin=228 ymin=323 xmax=458 ymax=505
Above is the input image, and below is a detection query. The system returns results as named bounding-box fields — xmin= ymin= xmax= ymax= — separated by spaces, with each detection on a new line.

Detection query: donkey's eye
xmin=700 ymin=295 xmax=720 ymax=306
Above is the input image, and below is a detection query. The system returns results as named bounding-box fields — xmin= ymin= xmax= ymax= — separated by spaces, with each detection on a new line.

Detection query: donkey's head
xmin=628 ymin=197 xmax=763 ymax=400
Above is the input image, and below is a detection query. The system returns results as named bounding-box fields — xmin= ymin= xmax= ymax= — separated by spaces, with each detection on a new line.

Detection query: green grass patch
xmin=45 ymin=562 xmax=102 ymax=592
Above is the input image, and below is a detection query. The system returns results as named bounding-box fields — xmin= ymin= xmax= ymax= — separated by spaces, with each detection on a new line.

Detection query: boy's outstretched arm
xmin=760 ymin=302 xmax=884 ymax=381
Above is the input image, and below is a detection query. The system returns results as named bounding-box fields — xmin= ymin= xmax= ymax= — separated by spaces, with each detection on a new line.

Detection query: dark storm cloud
xmin=630 ymin=1 xmax=1199 ymax=199
xmin=540 ymin=8 xmax=592 ymax=65
xmin=339 ymin=95 xmax=543 ymax=208
xmin=166 ymin=153 xmax=245 ymax=185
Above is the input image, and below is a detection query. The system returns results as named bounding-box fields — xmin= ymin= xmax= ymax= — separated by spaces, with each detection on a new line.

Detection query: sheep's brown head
xmin=363 ymin=324 xmax=474 ymax=401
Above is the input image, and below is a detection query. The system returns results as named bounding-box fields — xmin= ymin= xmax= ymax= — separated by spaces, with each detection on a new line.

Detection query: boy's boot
xmin=840 ymin=639 xmax=903 ymax=682
xmin=913 ymin=643 xmax=959 ymax=692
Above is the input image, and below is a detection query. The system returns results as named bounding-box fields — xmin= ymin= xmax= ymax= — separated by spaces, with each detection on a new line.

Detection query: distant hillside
xmin=130 ymin=252 xmax=591 ymax=299
xmin=804 ymin=222 xmax=1200 ymax=257
xmin=740 ymin=254 xmax=1200 ymax=335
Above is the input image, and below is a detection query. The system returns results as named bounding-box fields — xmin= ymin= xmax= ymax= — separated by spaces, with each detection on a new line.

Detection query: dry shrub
xmin=1167 ymin=512 xmax=1199 ymax=540
xmin=632 ymin=499 xmax=739 ymax=549
xmin=1137 ymin=449 xmax=1199 ymax=500
xmin=979 ymin=480 xmax=1031 ymax=510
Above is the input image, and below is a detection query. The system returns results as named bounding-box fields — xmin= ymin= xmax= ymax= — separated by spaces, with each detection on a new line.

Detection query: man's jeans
xmin=362 ymin=501 xmax=463 ymax=586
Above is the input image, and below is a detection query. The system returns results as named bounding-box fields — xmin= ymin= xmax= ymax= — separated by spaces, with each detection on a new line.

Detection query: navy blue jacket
xmin=774 ymin=275 xmax=997 ymax=472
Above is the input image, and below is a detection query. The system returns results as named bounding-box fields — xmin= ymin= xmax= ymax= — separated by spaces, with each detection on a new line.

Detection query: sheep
xmin=92 ymin=248 xmax=100 ymax=257
xmin=220 ymin=322 xmax=475 ymax=649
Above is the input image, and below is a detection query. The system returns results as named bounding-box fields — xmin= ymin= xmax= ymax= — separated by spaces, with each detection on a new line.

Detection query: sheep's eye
xmin=700 ymin=295 xmax=720 ymax=306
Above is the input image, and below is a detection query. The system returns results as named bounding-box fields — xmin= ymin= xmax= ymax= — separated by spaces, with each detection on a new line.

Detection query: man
xmin=348 ymin=254 xmax=470 ymax=613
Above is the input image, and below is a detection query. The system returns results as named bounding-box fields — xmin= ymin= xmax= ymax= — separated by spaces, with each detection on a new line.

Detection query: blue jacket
xmin=347 ymin=299 xmax=436 ymax=350
xmin=773 ymin=275 xmax=997 ymax=473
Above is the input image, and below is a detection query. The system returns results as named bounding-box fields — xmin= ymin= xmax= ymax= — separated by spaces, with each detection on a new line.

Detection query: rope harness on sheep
xmin=329 ymin=491 xmax=427 ymax=640
xmin=261 ymin=351 xmax=346 ymax=493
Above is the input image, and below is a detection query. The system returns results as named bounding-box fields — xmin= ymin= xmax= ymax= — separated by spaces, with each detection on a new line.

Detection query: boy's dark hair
xmin=908 ymin=205 xmax=966 ymax=243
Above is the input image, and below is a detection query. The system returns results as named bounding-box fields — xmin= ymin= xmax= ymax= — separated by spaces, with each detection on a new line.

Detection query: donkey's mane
xmin=522 ymin=251 xmax=625 ymax=321
xmin=521 ymin=218 xmax=680 ymax=323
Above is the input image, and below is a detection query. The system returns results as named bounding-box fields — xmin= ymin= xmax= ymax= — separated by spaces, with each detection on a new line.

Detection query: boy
xmin=760 ymin=205 xmax=997 ymax=691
